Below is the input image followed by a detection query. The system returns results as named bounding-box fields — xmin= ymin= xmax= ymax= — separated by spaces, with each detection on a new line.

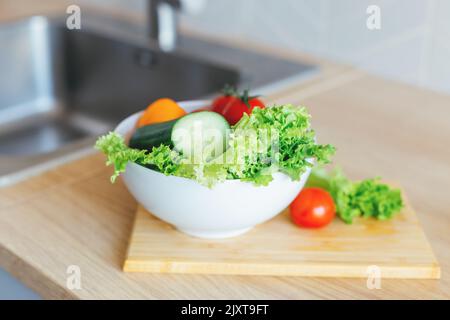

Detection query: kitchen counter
xmin=0 ymin=2 xmax=449 ymax=299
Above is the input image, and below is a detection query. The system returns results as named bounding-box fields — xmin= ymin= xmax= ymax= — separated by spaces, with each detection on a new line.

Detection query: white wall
xmin=83 ymin=0 xmax=450 ymax=95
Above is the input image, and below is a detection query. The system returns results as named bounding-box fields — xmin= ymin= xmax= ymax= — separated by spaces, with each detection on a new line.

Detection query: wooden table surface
xmin=1 ymin=69 xmax=449 ymax=299
xmin=0 ymin=1 xmax=449 ymax=299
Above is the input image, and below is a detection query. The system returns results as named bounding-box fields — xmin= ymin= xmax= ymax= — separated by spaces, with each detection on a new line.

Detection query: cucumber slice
xmin=171 ymin=111 xmax=230 ymax=162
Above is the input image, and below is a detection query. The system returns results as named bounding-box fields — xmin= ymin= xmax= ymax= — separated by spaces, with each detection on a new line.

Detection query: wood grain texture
xmin=125 ymin=202 xmax=439 ymax=279
xmin=0 ymin=1 xmax=449 ymax=297
xmin=1 ymin=72 xmax=450 ymax=299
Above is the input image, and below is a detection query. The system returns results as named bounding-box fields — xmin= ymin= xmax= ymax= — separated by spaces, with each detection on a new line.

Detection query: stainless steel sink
xmin=0 ymin=14 xmax=317 ymax=184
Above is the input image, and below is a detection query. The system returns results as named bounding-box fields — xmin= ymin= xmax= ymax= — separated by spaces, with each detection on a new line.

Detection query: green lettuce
xmin=306 ymin=167 xmax=404 ymax=223
xmin=221 ymin=105 xmax=335 ymax=184
xmin=95 ymin=133 xmax=183 ymax=182
xmin=95 ymin=104 xmax=335 ymax=187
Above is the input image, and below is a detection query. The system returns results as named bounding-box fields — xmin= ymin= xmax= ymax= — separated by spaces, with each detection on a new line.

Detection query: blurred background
xmin=80 ymin=0 xmax=450 ymax=94
xmin=0 ymin=0 xmax=449 ymax=299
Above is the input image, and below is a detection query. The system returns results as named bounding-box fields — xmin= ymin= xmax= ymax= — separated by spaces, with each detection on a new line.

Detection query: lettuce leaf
xmin=306 ymin=167 xmax=404 ymax=223
xmin=224 ymin=105 xmax=335 ymax=184
xmin=95 ymin=132 xmax=184 ymax=182
xmin=95 ymin=104 xmax=335 ymax=187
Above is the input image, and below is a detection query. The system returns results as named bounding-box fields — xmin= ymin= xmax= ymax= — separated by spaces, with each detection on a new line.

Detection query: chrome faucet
xmin=147 ymin=0 xmax=181 ymax=51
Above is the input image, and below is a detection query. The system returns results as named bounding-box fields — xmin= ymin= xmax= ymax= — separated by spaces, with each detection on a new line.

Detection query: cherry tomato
xmin=137 ymin=98 xmax=186 ymax=128
xmin=211 ymin=85 xmax=238 ymax=113
xmin=290 ymin=187 xmax=336 ymax=228
xmin=221 ymin=96 xmax=265 ymax=125
xmin=211 ymin=95 xmax=234 ymax=113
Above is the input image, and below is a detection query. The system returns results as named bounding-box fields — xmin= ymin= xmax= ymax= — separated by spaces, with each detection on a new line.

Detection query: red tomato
xmin=247 ymin=97 xmax=265 ymax=110
xmin=211 ymin=95 xmax=234 ymax=113
xmin=212 ymin=85 xmax=238 ymax=113
xmin=290 ymin=187 xmax=336 ymax=228
xmin=221 ymin=96 xmax=265 ymax=125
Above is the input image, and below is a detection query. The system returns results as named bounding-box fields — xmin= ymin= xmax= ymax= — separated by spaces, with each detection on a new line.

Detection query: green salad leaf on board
xmin=306 ymin=167 xmax=404 ymax=223
xmin=95 ymin=104 xmax=335 ymax=187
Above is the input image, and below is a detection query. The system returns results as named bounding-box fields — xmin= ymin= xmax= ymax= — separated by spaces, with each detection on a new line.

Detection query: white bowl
xmin=115 ymin=100 xmax=311 ymax=239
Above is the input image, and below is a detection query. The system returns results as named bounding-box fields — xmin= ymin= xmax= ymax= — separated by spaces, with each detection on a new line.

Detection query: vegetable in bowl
xmin=95 ymin=104 xmax=335 ymax=187
xmin=96 ymin=95 xmax=404 ymax=236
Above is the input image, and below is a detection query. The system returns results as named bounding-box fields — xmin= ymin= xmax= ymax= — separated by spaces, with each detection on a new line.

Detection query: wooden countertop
xmin=0 ymin=1 xmax=449 ymax=299
xmin=1 ymin=69 xmax=449 ymax=299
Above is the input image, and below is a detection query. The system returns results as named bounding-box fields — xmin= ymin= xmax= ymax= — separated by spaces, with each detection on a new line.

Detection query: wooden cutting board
xmin=124 ymin=191 xmax=440 ymax=279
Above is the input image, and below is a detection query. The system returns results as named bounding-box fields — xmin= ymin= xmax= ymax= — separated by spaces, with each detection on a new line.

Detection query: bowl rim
xmin=114 ymin=99 xmax=313 ymax=187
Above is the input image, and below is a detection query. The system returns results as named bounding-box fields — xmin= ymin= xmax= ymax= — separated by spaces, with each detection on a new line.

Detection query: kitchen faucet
xmin=147 ymin=0 xmax=181 ymax=51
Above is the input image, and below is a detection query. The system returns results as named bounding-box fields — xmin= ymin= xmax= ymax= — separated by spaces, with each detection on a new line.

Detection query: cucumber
xmin=129 ymin=112 xmax=230 ymax=160
xmin=171 ymin=111 xmax=230 ymax=161
xmin=129 ymin=119 xmax=177 ymax=150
